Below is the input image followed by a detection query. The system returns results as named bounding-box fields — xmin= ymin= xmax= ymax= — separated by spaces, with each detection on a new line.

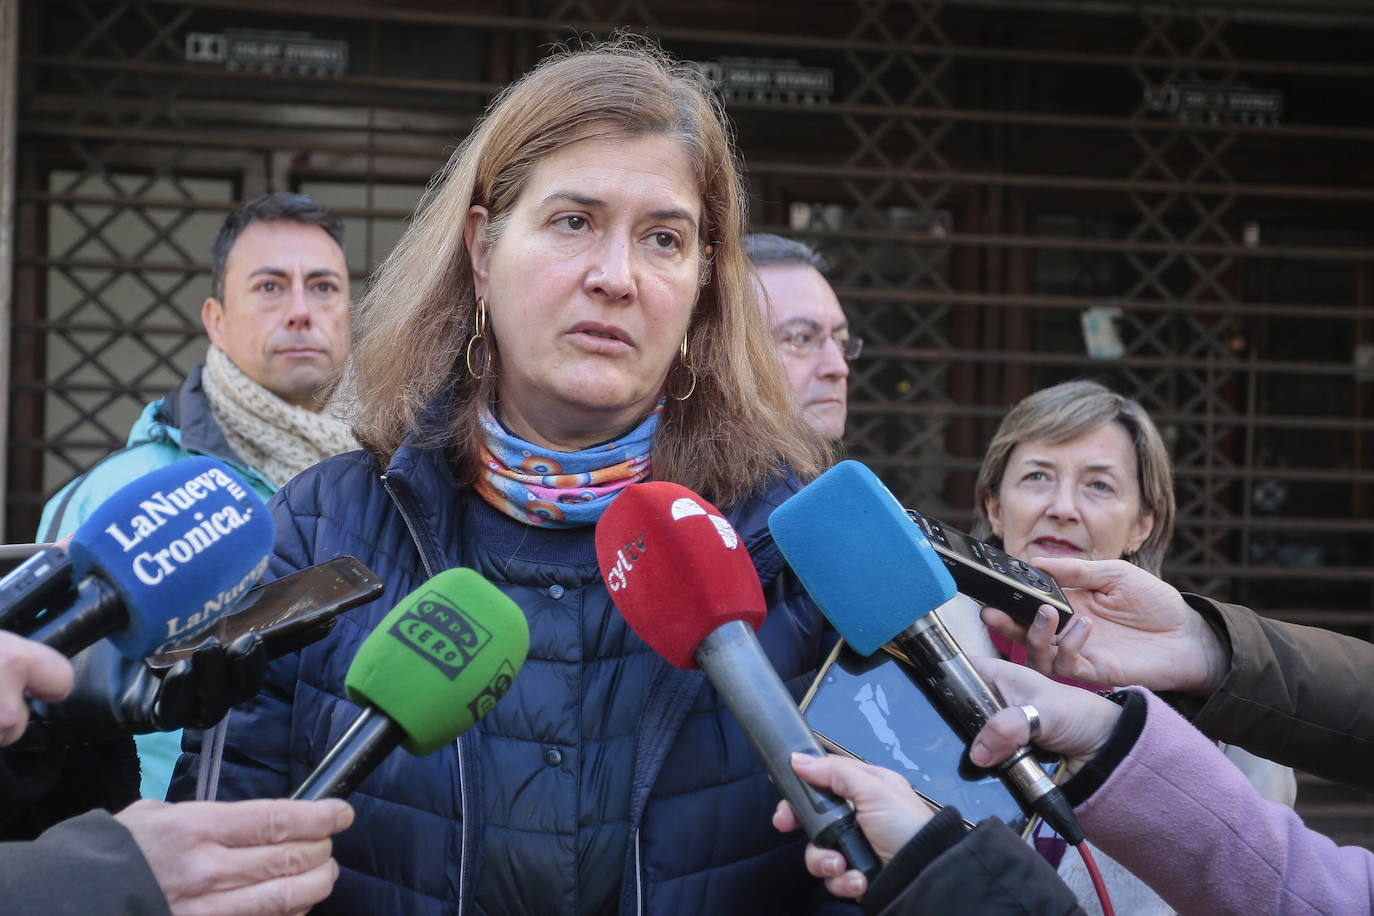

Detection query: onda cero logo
xmin=390 ymin=592 xmax=492 ymax=680
xmin=669 ymin=496 xmax=739 ymax=549
xmin=467 ymin=659 xmax=518 ymax=720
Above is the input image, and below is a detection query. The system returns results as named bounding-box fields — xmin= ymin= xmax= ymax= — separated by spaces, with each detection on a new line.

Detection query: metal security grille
xmin=7 ymin=0 xmax=1374 ymax=846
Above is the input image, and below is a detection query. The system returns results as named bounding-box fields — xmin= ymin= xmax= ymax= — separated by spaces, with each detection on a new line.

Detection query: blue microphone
xmin=769 ymin=459 xmax=1083 ymax=844
xmin=29 ymin=458 xmax=274 ymax=659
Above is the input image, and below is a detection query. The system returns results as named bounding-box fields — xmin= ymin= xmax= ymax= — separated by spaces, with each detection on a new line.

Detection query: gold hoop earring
xmin=466 ymin=296 xmax=492 ymax=379
xmin=668 ymin=333 xmax=697 ymax=401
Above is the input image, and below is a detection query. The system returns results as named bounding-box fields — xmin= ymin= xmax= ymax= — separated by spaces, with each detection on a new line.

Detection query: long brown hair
xmin=347 ymin=37 xmax=827 ymax=506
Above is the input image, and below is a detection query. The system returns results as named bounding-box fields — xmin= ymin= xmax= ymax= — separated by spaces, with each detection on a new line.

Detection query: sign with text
xmin=1144 ymin=82 xmax=1283 ymax=125
xmin=691 ymin=57 xmax=833 ymax=105
xmin=186 ymin=29 xmax=348 ymax=77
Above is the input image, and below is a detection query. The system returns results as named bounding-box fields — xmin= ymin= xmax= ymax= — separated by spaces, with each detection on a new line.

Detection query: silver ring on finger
xmin=1017 ymin=704 xmax=1042 ymax=743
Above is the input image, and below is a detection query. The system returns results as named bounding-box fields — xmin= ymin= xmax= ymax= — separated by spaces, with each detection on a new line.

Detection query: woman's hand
xmin=967 ymin=656 xmax=1123 ymax=777
xmin=771 ymin=752 xmax=936 ymax=900
xmin=980 ymin=557 xmax=1228 ymax=695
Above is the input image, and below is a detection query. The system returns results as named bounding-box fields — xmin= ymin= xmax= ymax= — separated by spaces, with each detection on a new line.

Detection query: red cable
xmin=1074 ymin=842 xmax=1116 ymax=916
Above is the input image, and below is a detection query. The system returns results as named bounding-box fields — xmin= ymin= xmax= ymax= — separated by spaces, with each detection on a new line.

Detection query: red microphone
xmin=596 ymin=481 xmax=879 ymax=880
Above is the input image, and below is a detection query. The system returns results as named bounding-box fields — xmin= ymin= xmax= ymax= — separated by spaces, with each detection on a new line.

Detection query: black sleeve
xmin=0 ymin=736 xmax=140 ymax=841
xmin=863 ymin=806 xmax=1085 ymax=916
xmin=0 ymin=808 xmax=170 ymax=915
xmin=1058 ymin=690 xmax=1147 ymax=807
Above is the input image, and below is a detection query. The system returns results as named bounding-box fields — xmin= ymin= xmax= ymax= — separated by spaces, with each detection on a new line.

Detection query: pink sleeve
xmin=1075 ymin=689 xmax=1373 ymax=915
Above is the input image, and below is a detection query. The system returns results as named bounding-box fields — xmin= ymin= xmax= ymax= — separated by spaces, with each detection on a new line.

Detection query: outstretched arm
xmin=969 ymin=659 xmax=1374 ymax=916
xmin=772 ymin=749 xmax=1085 ymax=915
xmin=981 ymin=557 xmax=1374 ymax=788
xmin=115 ymin=797 xmax=353 ymax=916
xmin=980 ymin=557 xmax=1227 ymax=694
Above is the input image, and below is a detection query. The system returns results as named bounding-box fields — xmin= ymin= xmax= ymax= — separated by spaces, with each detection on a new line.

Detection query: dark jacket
xmin=169 ymin=426 xmax=854 ymax=916
xmin=861 ymin=807 xmax=1084 ymax=916
xmin=1185 ymin=594 xmax=1374 ymax=790
xmin=0 ymin=808 xmax=169 ymax=915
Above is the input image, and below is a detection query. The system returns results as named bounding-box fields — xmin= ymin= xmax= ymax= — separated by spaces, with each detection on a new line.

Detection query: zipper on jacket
xmin=380 ymin=472 xmax=471 ymax=916
xmin=633 ymin=828 xmax=644 ymax=915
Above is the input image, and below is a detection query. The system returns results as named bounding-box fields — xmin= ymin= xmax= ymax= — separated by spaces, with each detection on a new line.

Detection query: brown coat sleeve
xmin=1185 ymin=593 xmax=1374 ymax=790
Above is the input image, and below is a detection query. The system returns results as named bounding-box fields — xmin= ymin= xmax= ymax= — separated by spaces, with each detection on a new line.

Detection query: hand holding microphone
xmin=113 ymin=797 xmax=355 ymax=916
xmin=776 ymin=658 xmax=1126 ymax=904
xmin=772 ymin=752 xmax=936 ymax=899
xmin=12 ymin=459 xmax=274 ymax=747
xmin=292 ymin=567 xmax=529 ymax=799
xmin=595 ymin=482 xmax=880 ymax=881
xmin=966 ymin=656 xmax=1124 ymax=777
xmin=770 ymin=460 xmax=1083 ymax=845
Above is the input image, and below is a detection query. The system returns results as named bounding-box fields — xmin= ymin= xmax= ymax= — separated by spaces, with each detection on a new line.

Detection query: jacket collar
xmin=158 ymin=363 xmax=238 ymax=460
xmin=142 ymin=363 xmax=275 ymax=497
xmin=379 ymin=394 xmax=468 ymax=575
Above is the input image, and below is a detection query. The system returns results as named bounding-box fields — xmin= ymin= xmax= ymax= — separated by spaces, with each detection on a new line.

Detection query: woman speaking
xmin=169 ymin=37 xmax=847 ymax=916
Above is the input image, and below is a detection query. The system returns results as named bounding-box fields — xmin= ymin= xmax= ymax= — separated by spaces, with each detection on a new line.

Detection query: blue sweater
xmin=170 ymin=424 xmax=857 ymax=916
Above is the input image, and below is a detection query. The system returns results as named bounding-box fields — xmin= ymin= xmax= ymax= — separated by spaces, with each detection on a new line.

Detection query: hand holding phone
xmin=145 ymin=556 xmax=382 ymax=670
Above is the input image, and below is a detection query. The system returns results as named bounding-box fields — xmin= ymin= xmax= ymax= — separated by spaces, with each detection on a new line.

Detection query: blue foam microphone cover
xmin=65 ymin=457 xmax=274 ymax=656
xmin=768 ymin=460 xmax=957 ymax=655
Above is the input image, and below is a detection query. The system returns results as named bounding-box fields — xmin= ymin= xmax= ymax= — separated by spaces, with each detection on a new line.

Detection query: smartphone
xmin=144 ymin=556 xmax=383 ymax=668
xmin=800 ymin=641 xmax=1060 ymax=836
xmin=904 ymin=509 xmax=1074 ymax=633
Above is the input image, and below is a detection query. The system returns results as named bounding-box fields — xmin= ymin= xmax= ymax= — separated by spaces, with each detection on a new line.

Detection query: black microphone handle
xmin=890 ymin=612 xmax=1085 ymax=845
xmin=0 ymin=547 xmax=74 ymax=634
xmin=27 ymin=576 xmax=127 ymax=657
xmin=695 ymin=620 xmax=881 ymax=879
xmin=290 ymin=706 xmax=404 ymax=800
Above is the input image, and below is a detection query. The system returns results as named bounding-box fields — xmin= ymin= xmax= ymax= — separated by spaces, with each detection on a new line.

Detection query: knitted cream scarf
xmin=200 ymin=345 xmax=357 ymax=488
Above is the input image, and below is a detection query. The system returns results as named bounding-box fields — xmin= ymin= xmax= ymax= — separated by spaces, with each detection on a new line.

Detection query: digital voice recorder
xmin=904 ymin=509 xmax=1075 ymax=633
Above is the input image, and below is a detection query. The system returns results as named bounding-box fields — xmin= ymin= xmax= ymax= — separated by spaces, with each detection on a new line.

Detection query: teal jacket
xmin=37 ymin=364 xmax=275 ymax=800
xmin=39 ymin=364 xmax=275 ymax=542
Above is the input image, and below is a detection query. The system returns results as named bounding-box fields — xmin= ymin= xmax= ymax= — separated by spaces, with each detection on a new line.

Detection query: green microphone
xmin=291 ymin=567 xmax=530 ymax=799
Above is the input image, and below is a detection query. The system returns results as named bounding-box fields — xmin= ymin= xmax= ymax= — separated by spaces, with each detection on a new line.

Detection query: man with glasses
xmin=744 ymin=233 xmax=862 ymax=441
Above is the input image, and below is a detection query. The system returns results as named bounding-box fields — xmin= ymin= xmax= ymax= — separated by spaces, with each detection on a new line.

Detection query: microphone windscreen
xmin=595 ymin=481 xmax=765 ymax=669
xmin=66 ymin=457 xmax=274 ymax=657
xmin=769 ymin=460 xmax=956 ymax=655
xmin=345 ymin=567 xmax=530 ymax=756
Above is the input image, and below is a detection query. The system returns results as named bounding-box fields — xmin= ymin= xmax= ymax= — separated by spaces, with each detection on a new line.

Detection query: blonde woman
xmin=971 ymin=380 xmax=1293 ymax=915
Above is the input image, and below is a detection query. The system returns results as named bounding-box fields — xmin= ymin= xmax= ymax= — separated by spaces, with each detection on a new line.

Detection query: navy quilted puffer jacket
xmin=170 ymin=426 xmax=858 ymax=916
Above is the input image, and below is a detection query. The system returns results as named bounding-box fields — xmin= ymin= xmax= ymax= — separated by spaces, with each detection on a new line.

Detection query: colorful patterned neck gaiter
xmin=473 ymin=403 xmax=660 ymax=527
